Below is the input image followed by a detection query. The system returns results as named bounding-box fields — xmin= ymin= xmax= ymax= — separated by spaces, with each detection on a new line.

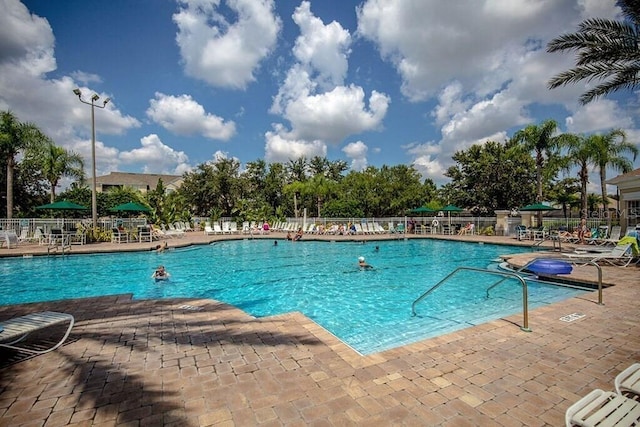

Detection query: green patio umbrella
xmin=440 ymin=204 xmax=464 ymax=226
xmin=36 ymin=200 xmax=88 ymax=210
xmin=109 ymin=202 xmax=151 ymax=213
xmin=408 ymin=206 xmax=434 ymax=215
xmin=519 ymin=203 xmax=559 ymax=211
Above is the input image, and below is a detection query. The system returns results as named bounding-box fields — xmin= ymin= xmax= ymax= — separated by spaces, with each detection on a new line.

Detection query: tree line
xmin=2 ymin=108 xmax=637 ymax=227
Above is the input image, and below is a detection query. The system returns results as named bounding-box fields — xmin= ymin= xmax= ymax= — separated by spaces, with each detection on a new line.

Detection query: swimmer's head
xmin=358 ymin=256 xmax=365 ymax=262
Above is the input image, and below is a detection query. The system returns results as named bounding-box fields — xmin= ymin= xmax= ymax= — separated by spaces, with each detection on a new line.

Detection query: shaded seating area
xmin=0 ymin=311 xmax=74 ymax=355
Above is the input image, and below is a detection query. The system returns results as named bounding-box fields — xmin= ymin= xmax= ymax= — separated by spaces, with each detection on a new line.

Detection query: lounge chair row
xmin=556 ymin=225 xmax=623 ymax=246
xmin=566 ymin=362 xmax=640 ymax=426
xmin=203 ymin=221 xmax=243 ymax=235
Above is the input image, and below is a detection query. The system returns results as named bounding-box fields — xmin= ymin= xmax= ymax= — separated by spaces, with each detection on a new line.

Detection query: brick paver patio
xmin=0 ymin=232 xmax=638 ymax=426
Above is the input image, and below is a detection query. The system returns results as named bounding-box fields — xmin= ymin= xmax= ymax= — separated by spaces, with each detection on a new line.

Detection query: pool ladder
xmin=47 ymin=235 xmax=71 ymax=256
xmin=411 ymin=267 xmax=532 ymax=332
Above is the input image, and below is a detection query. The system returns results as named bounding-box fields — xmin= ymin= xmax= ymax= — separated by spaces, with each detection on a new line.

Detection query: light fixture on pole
xmin=73 ymin=88 xmax=110 ymax=230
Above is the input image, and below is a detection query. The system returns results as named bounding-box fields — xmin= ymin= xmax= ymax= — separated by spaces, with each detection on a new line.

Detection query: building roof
xmin=607 ymin=167 xmax=640 ymax=185
xmin=91 ymin=172 xmax=182 ymax=190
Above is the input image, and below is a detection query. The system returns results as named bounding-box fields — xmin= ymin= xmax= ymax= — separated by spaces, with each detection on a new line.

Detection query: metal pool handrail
xmin=411 ymin=266 xmax=531 ymax=332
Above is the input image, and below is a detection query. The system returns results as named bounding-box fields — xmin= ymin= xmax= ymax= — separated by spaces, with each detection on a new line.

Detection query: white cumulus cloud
xmin=120 ymin=134 xmax=191 ymax=175
xmin=147 ymin=92 xmax=236 ymax=140
xmin=342 ymin=140 xmax=368 ymax=171
xmin=267 ymin=2 xmax=389 ymax=164
xmin=173 ymin=0 xmax=281 ymax=89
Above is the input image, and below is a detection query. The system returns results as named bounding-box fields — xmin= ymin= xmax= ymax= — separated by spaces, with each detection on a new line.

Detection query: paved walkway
xmin=0 ymin=232 xmax=638 ymax=426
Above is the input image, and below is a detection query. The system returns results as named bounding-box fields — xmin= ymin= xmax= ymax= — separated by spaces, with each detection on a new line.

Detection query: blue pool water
xmin=0 ymin=239 xmax=588 ymax=354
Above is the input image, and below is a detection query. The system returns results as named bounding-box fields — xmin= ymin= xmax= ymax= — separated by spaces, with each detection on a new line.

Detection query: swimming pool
xmin=0 ymin=239 xmax=588 ymax=354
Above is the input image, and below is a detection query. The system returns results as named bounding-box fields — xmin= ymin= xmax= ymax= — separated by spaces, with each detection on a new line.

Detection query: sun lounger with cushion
xmin=0 ymin=311 xmax=75 ymax=355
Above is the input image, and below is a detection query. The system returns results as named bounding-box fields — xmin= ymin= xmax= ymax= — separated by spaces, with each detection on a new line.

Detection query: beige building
xmin=607 ymin=167 xmax=640 ymax=232
xmin=89 ymin=172 xmax=183 ymax=194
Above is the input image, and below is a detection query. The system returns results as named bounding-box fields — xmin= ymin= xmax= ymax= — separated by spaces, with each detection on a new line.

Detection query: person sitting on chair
xmin=458 ymin=222 xmax=473 ymax=235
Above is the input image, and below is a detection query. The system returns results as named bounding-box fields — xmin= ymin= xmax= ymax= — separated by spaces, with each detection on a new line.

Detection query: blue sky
xmin=1 ymin=0 xmax=639 ymax=191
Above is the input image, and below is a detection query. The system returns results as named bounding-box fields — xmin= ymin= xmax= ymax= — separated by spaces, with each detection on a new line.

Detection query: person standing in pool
xmin=152 ymin=265 xmax=170 ymax=280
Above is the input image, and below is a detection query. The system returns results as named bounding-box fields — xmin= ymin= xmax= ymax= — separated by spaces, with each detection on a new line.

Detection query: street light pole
xmin=73 ymin=89 xmax=110 ymax=230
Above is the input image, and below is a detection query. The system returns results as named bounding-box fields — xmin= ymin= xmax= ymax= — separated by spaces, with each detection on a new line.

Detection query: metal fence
xmin=0 ymin=218 xmax=148 ymax=235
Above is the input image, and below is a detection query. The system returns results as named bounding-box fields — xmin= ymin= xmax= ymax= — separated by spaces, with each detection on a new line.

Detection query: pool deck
xmin=0 ymin=232 xmax=638 ymax=426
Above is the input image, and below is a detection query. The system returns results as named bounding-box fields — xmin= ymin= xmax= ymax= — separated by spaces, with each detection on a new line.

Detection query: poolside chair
xmin=111 ymin=228 xmax=128 ymax=244
xmin=615 ymin=363 xmax=640 ymax=397
xmin=598 ymin=225 xmax=622 ymax=246
xmin=1 ymin=230 xmax=19 ymax=249
xmin=564 ymin=242 xmax=634 ymax=267
xmin=565 ymin=388 xmax=640 ymax=427
xmin=532 ymin=226 xmax=548 ymax=241
xmin=17 ymin=227 xmax=38 ymax=244
xmin=0 ymin=311 xmax=75 ymax=355
xmin=34 ymin=227 xmax=46 ymax=245
xmin=515 ymin=225 xmax=528 ymax=240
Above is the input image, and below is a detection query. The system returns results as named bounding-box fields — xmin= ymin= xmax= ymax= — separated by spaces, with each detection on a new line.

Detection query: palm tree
xmin=0 ymin=111 xmax=49 ymax=218
xmin=547 ymin=0 xmax=640 ymax=104
xmin=511 ymin=119 xmax=566 ymax=208
xmin=39 ymin=143 xmax=85 ymax=202
xmin=590 ymin=130 xmax=638 ymax=214
xmin=552 ymin=179 xmax=580 ymax=219
xmin=564 ymin=134 xmax=594 ymax=216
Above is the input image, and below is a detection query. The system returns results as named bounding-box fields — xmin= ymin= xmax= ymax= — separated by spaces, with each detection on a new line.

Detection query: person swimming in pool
xmin=358 ymin=256 xmax=373 ymax=270
xmin=152 ymin=265 xmax=170 ymax=280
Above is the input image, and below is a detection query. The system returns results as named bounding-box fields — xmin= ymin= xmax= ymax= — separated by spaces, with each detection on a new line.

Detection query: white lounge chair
xmin=1 ymin=230 xmax=19 ymax=249
xmin=615 ymin=363 xmax=640 ymax=397
xmin=564 ymin=243 xmax=634 ymax=267
xmin=0 ymin=311 xmax=75 ymax=355
xmin=204 ymin=225 xmax=216 ymax=235
xmin=598 ymin=225 xmax=622 ymax=246
xmin=565 ymin=388 xmax=640 ymax=427
xmin=17 ymin=227 xmax=39 ymax=244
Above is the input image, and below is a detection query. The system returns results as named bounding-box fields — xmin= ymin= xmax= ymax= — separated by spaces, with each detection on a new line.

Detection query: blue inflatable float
xmin=527 ymin=259 xmax=572 ymax=275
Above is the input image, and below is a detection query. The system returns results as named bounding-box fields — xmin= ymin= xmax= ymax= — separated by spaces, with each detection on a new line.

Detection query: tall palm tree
xmin=511 ymin=119 xmax=566 ymax=207
xmin=39 ymin=143 xmax=85 ymax=202
xmin=564 ymin=134 xmax=594 ymax=216
xmin=0 ymin=110 xmax=49 ymax=218
xmin=547 ymin=0 xmax=640 ymax=104
xmin=590 ymin=130 xmax=638 ymax=213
